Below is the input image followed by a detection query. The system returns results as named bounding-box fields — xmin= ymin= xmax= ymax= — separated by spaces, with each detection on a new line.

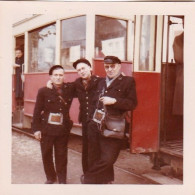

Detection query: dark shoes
xmin=45 ymin=178 xmax=66 ymax=184
xmin=80 ymin=175 xmax=113 ymax=184
xmin=59 ymin=181 xmax=66 ymax=184
xmin=45 ymin=180 xmax=56 ymax=184
xmin=80 ymin=175 xmax=85 ymax=184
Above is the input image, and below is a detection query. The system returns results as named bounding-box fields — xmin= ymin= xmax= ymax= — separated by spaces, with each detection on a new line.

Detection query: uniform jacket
xmin=73 ymin=75 xmax=103 ymax=123
xmin=15 ymin=56 xmax=24 ymax=73
xmin=95 ymin=74 xmax=137 ymax=116
xmin=32 ymin=83 xmax=73 ymax=136
xmin=15 ymin=56 xmax=24 ymax=98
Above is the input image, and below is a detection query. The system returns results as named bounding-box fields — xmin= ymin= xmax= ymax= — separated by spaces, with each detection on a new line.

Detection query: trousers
xmin=81 ymin=122 xmax=89 ymax=173
xmin=84 ymin=121 xmax=122 ymax=184
xmin=40 ymin=134 xmax=69 ymax=183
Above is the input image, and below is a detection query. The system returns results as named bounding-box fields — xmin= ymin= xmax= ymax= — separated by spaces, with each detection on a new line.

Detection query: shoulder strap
xmin=58 ymin=95 xmax=67 ymax=107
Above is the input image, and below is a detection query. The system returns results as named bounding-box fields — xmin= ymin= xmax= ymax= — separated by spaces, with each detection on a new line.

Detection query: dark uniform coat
xmin=32 ymin=83 xmax=73 ymax=135
xmin=84 ymin=74 xmax=137 ymax=184
xmin=32 ymin=83 xmax=73 ymax=183
xmin=73 ymin=75 xmax=103 ymax=173
xmin=74 ymin=75 xmax=103 ymax=123
xmin=96 ymin=74 xmax=137 ymax=115
xmin=15 ymin=56 xmax=24 ymax=99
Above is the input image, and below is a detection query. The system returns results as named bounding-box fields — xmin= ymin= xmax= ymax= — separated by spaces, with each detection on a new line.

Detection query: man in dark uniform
xmin=46 ymin=59 xmax=102 ymax=175
xmin=82 ymin=56 xmax=137 ymax=184
xmin=72 ymin=59 xmax=102 ymax=174
xmin=32 ymin=65 xmax=73 ymax=184
xmin=13 ymin=47 xmax=24 ymax=107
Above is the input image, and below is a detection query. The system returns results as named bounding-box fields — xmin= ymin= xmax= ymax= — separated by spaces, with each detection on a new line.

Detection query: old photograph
xmin=0 ymin=1 xmax=195 ymax=195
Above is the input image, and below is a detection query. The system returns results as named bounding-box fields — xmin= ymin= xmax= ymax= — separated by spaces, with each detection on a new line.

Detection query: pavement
xmin=12 ymin=131 xmax=182 ymax=185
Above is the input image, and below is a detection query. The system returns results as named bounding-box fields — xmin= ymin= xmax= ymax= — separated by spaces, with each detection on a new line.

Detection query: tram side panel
xmin=131 ymin=72 xmax=161 ymax=153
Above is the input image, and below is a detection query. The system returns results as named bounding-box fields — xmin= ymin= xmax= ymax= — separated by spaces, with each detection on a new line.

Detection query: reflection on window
xmin=139 ymin=16 xmax=156 ymax=71
xmin=61 ymin=16 xmax=86 ymax=70
xmin=95 ymin=16 xmax=127 ymax=60
xmin=28 ymin=24 xmax=56 ymax=72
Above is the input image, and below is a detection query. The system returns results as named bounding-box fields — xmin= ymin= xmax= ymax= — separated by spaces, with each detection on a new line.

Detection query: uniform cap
xmin=49 ymin=65 xmax=64 ymax=75
xmin=104 ymin=56 xmax=121 ymax=64
xmin=73 ymin=58 xmax=91 ymax=69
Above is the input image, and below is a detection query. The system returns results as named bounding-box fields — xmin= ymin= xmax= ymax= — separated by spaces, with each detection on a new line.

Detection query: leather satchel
xmin=101 ymin=114 xmax=125 ymax=139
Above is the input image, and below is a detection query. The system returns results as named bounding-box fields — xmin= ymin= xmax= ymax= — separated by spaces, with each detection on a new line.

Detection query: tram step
xmin=12 ymin=123 xmax=23 ymax=129
xmin=12 ymin=109 xmax=24 ymax=124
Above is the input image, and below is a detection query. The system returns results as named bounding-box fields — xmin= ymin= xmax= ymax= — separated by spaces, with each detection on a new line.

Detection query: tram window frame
xmin=94 ymin=15 xmax=127 ymax=61
xmin=138 ymin=15 xmax=157 ymax=71
xmin=60 ymin=15 xmax=87 ymax=70
xmin=28 ymin=23 xmax=56 ymax=73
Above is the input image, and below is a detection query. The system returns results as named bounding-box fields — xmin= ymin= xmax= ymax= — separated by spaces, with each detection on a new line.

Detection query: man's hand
xmin=46 ymin=80 xmax=53 ymax=89
xmin=34 ymin=131 xmax=41 ymax=141
xmin=99 ymin=96 xmax=117 ymax=105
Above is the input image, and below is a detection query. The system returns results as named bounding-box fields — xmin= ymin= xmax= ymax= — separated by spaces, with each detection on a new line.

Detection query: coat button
xmin=86 ymin=96 xmax=88 ymax=99
xmin=86 ymin=107 xmax=88 ymax=109
xmin=59 ymin=108 xmax=62 ymax=111
xmin=105 ymin=91 xmax=107 ymax=93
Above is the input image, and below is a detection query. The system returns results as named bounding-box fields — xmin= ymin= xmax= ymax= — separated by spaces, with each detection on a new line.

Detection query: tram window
xmin=28 ymin=24 xmax=56 ymax=72
xmin=61 ymin=16 xmax=86 ymax=70
xmin=139 ymin=16 xmax=156 ymax=71
xmin=95 ymin=15 xmax=127 ymax=60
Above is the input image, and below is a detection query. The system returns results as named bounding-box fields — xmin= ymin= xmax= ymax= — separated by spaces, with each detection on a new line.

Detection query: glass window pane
xmin=139 ymin=16 xmax=156 ymax=71
xmin=28 ymin=24 xmax=56 ymax=72
xmin=95 ymin=15 xmax=127 ymax=60
xmin=61 ymin=16 xmax=86 ymax=70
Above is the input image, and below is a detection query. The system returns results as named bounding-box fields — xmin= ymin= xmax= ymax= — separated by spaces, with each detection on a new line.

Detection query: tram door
xmin=160 ymin=16 xmax=184 ymax=143
xmin=12 ymin=35 xmax=25 ymax=126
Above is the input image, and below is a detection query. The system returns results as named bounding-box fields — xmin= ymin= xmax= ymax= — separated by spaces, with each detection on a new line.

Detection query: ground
xmin=12 ymin=132 xmax=153 ymax=184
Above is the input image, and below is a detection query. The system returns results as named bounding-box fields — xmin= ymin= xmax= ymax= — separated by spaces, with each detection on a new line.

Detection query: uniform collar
xmin=106 ymin=72 xmax=121 ymax=87
xmin=76 ymin=75 xmax=98 ymax=90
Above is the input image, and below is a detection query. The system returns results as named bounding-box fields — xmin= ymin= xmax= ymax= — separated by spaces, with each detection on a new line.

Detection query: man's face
xmin=15 ymin=50 xmax=23 ymax=58
xmin=76 ymin=63 xmax=92 ymax=79
xmin=50 ymin=68 xmax=64 ymax=86
xmin=104 ymin=63 xmax=121 ymax=78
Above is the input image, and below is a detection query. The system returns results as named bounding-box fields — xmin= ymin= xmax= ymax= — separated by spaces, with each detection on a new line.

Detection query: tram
xmin=12 ymin=10 xmax=184 ymax=178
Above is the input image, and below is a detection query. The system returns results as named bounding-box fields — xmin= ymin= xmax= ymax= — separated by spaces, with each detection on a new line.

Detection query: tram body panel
xmin=131 ymin=72 xmax=161 ymax=153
